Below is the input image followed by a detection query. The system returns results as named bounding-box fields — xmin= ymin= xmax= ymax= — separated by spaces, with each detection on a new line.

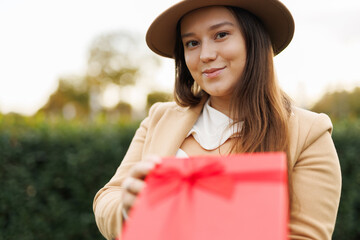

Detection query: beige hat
xmin=146 ymin=0 xmax=294 ymax=58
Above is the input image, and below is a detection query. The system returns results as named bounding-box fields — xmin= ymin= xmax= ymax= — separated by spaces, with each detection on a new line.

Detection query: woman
xmin=93 ymin=0 xmax=341 ymax=239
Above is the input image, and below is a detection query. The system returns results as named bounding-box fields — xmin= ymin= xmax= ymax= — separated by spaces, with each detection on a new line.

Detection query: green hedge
xmin=0 ymin=116 xmax=359 ymax=240
xmin=0 ymin=116 xmax=138 ymax=240
xmin=332 ymin=120 xmax=360 ymax=240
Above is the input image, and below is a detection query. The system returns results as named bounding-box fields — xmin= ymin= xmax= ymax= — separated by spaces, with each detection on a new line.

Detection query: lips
xmin=202 ymin=67 xmax=226 ymax=78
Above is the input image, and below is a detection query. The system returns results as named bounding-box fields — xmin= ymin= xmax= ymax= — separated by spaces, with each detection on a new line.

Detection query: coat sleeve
xmin=289 ymin=113 xmax=342 ymax=239
xmin=93 ymin=103 xmax=161 ymax=240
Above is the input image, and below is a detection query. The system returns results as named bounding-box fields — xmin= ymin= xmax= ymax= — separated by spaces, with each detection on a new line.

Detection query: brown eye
xmin=185 ymin=40 xmax=199 ymax=48
xmin=215 ymin=32 xmax=229 ymax=39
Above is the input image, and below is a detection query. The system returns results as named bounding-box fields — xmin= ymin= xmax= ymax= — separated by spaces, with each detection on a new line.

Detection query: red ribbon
xmin=145 ymin=157 xmax=285 ymax=205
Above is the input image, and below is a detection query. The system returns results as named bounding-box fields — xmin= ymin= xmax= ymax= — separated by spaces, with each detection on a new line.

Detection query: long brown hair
xmin=174 ymin=6 xmax=294 ymax=207
xmin=174 ymin=6 xmax=291 ymax=155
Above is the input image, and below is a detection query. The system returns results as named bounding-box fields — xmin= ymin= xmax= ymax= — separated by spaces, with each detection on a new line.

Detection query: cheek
xmin=184 ymin=51 xmax=199 ymax=72
xmin=224 ymin=44 xmax=246 ymax=63
xmin=221 ymin=35 xmax=246 ymax=62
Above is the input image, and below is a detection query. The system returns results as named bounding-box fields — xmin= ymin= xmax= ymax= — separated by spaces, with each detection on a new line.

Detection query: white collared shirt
xmin=176 ymin=98 xmax=242 ymax=157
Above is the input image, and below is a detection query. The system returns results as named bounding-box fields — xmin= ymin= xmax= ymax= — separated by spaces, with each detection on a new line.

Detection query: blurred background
xmin=0 ymin=0 xmax=359 ymax=239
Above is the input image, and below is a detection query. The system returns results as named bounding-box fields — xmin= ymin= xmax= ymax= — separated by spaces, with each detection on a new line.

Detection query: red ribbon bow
xmin=145 ymin=156 xmax=286 ymax=205
xmin=146 ymin=157 xmax=234 ymax=205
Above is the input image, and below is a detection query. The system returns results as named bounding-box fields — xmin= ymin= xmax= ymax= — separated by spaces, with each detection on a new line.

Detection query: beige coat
xmin=93 ymin=101 xmax=341 ymax=240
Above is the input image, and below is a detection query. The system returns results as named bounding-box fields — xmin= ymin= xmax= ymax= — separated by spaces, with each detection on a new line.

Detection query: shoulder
xmin=144 ymin=101 xmax=192 ymax=125
xmin=149 ymin=101 xmax=187 ymax=114
xmin=288 ymin=106 xmax=335 ymax=161
xmin=290 ymin=106 xmax=333 ymax=135
xmin=148 ymin=101 xmax=188 ymax=118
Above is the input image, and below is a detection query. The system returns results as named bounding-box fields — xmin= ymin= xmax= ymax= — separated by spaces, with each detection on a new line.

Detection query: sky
xmin=0 ymin=0 xmax=359 ymax=116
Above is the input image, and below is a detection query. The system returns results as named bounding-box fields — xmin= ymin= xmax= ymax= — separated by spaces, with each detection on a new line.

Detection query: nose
xmin=199 ymin=41 xmax=217 ymax=63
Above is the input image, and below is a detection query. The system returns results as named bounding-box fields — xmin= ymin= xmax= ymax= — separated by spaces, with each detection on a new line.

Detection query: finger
xmin=130 ymin=161 xmax=157 ymax=179
xmin=122 ymin=177 xmax=132 ymax=191
xmin=123 ymin=177 xmax=146 ymax=195
xmin=123 ymin=191 xmax=137 ymax=212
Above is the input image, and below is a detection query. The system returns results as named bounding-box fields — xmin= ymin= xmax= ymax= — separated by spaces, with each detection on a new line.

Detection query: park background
xmin=0 ymin=0 xmax=359 ymax=239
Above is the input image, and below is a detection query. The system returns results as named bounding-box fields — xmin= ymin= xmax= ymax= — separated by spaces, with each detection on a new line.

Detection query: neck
xmin=208 ymin=96 xmax=231 ymax=117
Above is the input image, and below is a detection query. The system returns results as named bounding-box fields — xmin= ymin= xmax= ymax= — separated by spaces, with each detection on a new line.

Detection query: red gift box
xmin=122 ymin=153 xmax=289 ymax=240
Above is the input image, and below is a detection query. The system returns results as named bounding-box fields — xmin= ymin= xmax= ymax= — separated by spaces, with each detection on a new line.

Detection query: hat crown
xmin=146 ymin=0 xmax=294 ymax=58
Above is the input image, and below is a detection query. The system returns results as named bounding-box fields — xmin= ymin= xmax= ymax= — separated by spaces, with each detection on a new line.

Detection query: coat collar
xmin=148 ymin=97 xmax=207 ymax=157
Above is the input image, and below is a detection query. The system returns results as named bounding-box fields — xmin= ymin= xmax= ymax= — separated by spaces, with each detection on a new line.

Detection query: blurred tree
xmin=311 ymin=87 xmax=360 ymax=121
xmin=38 ymin=31 xmax=161 ymax=121
xmin=39 ymin=76 xmax=90 ymax=120
xmin=99 ymin=101 xmax=132 ymax=123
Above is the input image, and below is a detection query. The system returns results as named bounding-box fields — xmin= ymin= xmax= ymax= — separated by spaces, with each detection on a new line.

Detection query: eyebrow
xmin=181 ymin=21 xmax=235 ymax=39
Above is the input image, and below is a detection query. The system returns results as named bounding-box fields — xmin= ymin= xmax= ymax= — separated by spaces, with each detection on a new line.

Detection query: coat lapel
xmin=148 ymin=99 xmax=206 ymax=157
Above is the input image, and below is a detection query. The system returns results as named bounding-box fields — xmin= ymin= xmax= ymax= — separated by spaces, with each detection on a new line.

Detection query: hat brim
xmin=146 ymin=0 xmax=294 ymax=58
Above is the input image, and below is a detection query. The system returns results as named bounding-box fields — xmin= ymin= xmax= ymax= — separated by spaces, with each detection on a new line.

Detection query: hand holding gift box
xmin=122 ymin=153 xmax=289 ymax=240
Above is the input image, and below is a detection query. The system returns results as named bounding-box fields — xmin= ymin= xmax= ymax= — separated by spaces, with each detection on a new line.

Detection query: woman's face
xmin=181 ymin=6 xmax=246 ymax=101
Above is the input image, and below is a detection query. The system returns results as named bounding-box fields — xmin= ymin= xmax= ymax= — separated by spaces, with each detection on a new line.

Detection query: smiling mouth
xmin=202 ymin=67 xmax=226 ymax=78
